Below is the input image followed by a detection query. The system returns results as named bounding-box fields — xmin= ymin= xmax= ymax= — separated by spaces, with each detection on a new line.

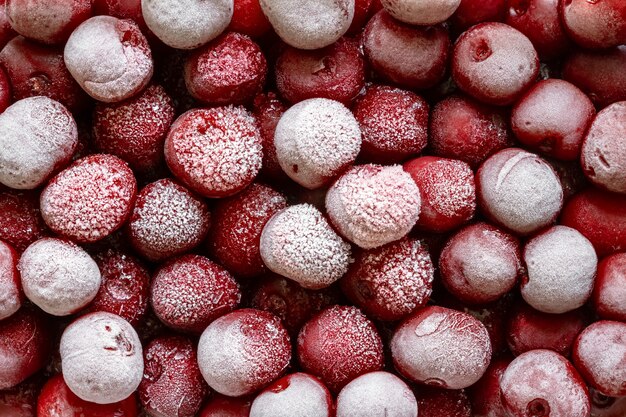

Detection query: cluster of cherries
xmin=0 ymin=0 xmax=625 ymax=416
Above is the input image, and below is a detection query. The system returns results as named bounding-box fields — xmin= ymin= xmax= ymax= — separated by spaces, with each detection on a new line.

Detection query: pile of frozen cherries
xmin=0 ymin=0 xmax=625 ymax=416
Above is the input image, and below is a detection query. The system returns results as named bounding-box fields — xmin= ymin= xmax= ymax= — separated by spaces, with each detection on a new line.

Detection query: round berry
xmin=381 ymin=0 xmax=460 ymax=25
xmin=199 ymin=394 xmax=252 ymax=417
xmin=467 ymin=357 xmax=511 ymax=417
xmin=197 ymin=309 xmax=291 ymax=397
xmin=560 ymin=0 xmax=626 ymax=49
xmin=592 ymin=253 xmax=626 ymax=322
xmin=228 ymin=0 xmax=271 ymax=38
xmin=0 ymin=240 xmax=21 ymax=320
xmin=164 ymin=106 xmax=262 ymax=198
xmin=0 ymin=189 xmax=47 ymax=252
xmin=252 ymin=92 xmax=289 ymax=183
xmin=415 ymin=387 xmax=472 ymax=417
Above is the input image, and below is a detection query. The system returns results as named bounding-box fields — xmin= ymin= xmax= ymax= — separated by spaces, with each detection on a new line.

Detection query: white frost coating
xmin=274 ymin=98 xmax=361 ymax=189
xmin=60 ymin=312 xmax=144 ymax=404
xmin=336 ymin=371 xmax=418 ymax=417
xmin=522 ymin=226 xmax=597 ymax=314
xmin=259 ymin=0 xmax=355 ymax=50
xmin=381 ymin=0 xmax=460 ymax=25
xmin=0 ymin=97 xmax=77 ymax=190
xmin=6 ymin=0 xmax=76 ymax=43
xmin=250 ymin=373 xmax=331 ymax=417
xmin=0 ymin=241 xmax=20 ymax=320
xmin=142 ymin=0 xmax=233 ymax=49
xmin=260 ymin=204 xmax=352 ymax=289
xmin=477 ymin=148 xmax=563 ymax=235
xmin=18 ymin=238 xmax=101 ymax=316
xmin=64 ymin=16 xmax=153 ymax=103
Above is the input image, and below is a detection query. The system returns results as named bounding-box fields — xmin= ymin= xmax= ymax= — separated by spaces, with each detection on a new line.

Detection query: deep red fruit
xmin=92 ymin=0 xmax=146 ymax=31
xmin=0 ymin=189 xmax=47 ymax=252
xmin=347 ymin=0 xmax=374 ymax=34
xmin=451 ymin=0 xmax=506 ymax=31
xmin=592 ymin=253 xmax=626 ymax=322
xmin=353 ymin=84 xmax=429 ymax=164
xmin=0 ymin=240 xmax=22 ymax=320
xmin=0 ymin=66 xmax=8 ymax=114
xmin=228 ymin=0 xmax=272 ymax=38
xmin=0 ymin=0 xmax=16 ymax=49
xmin=199 ymin=395 xmax=252 ymax=417
xmin=252 ymin=92 xmax=290 ymax=183
xmin=560 ymin=0 xmax=626 ymax=49
xmin=415 ymin=386 xmax=472 ymax=417
xmin=37 ymin=374 xmax=138 ymax=417
xmin=468 ymin=356 xmax=512 ymax=417
xmin=0 ymin=376 xmax=40 ymax=417
xmin=275 ymin=37 xmax=365 ymax=105
xmin=139 ymin=336 xmax=209 ymax=417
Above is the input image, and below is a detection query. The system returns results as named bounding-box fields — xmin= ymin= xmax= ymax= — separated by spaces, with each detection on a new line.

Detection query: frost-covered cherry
xmin=451 ymin=0 xmax=506 ymax=31
xmin=64 ymin=16 xmax=153 ymax=103
xmin=326 ymin=164 xmax=421 ymax=249
xmin=93 ymin=84 xmax=175 ymax=176
xmin=37 ymin=374 xmax=139 ymax=417
xmin=260 ymin=204 xmax=352 ymax=289
xmin=6 ymin=0 xmax=92 ymax=44
xmin=381 ymin=0 xmax=460 ymax=25
xmin=250 ymin=373 xmax=333 ymax=417
xmin=207 ymin=183 xmax=287 ymax=278
xmin=452 ymin=22 xmax=539 ymax=106
xmin=151 ymin=254 xmax=241 ymax=334
xmin=0 ymin=306 xmax=52 ymax=390
xmin=228 ymin=0 xmax=271 ymax=38
xmin=468 ymin=356 xmax=511 ymax=417
xmin=506 ymin=302 xmax=586 ymax=357
xmin=18 ymin=238 xmax=100 ymax=316
xmin=93 ymin=0 xmax=146 ymax=31
xmin=500 ymin=350 xmax=590 ymax=417
xmin=341 ymin=237 xmax=434 ymax=321
xmin=439 ymin=222 xmax=521 ymax=305
xmin=142 ymin=0 xmax=233 ymax=49
xmin=477 ymin=148 xmax=563 ymax=235
xmin=511 ymin=79 xmax=594 ymax=161
xmin=0 ymin=190 xmax=47 ymax=252
xmin=363 ymin=11 xmax=450 ymax=90
xmin=581 ymin=102 xmax=626 ymax=194
xmin=60 ymin=312 xmax=143 ymax=404
xmin=391 ymin=306 xmax=492 ymax=389
xmin=298 ymin=306 xmax=384 ymax=392
xmin=521 ymin=225 xmax=597 ymax=314
xmin=353 ymin=85 xmax=428 ymax=164
xmin=0 ymin=240 xmax=21 ymax=320
xmin=430 ymin=95 xmax=511 ymax=169
xmin=275 ymin=38 xmax=365 ymax=106
xmin=415 ymin=387 xmax=472 ymax=417
xmin=404 ymin=157 xmax=475 ymax=233
xmin=139 ymin=336 xmax=209 ymax=417
xmin=40 ymin=154 xmax=137 ymax=243
xmin=128 ymin=179 xmax=210 ymax=262
xmin=164 ymin=106 xmax=262 ymax=198
xmin=199 ymin=395 xmax=252 ymax=417
xmin=274 ymin=98 xmax=361 ymax=189
xmin=0 ymin=97 xmax=77 ymax=190
xmin=185 ymin=32 xmax=267 ymax=106
xmin=560 ymin=0 xmax=626 ymax=49
xmin=259 ymin=0 xmax=354 ymax=50
xmin=593 ymin=253 xmax=626 ymax=322
xmin=197 ymin=309 xmax=291 ymax=397
xmin=252 ymin=92 xmax=289 ymax=183
xmin=336 ymin=371 xmax=417 ymax=417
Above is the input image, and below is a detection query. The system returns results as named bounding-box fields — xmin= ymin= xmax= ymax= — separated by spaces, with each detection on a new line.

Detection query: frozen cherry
xmin=0 ymin=240 xmax=21 ymax=320
xmin=0 ymin=0 xmax=16 ymax=49
xmin=0 ymin=189 xmax=47 ymax=252
xmin=353 ymin=84 xmax=429 ymax=164
xmin=452 ymin=22 xmax=539 ymax=106
xmin=341 ymin=237 xmax=434 ymax=321
xmin=451 ymin=0 xmax=506 ymax=31
xmin=197 ymin=308 xmax=291 ymax=397
xmin=274 ymin=37 xmax=365 ymax=105
xmin=0 ymin=306 xmax=52 ymax=390
xmin=164 ymin=106 xmax=262 ymax=198
xmin=274 ymin=98 xmax=361 ymax=189
xmin=184 ymin=32 xmax=267 ymax=106
xmin=252 ymin=92 xmax=289 ymax=183
xmin=297 ymin=305 xmax=384 ymax=392
xmin=477 ymin=148 xmax=563 ymax=235
xmin=141 ymin=0 xmax=233 ymax=49
xmin=228 ymin=0 xmax=271 ymax=38
xmin=259 ymin=0 xmax=354 ymax=50
xmin=511 ymin=79 xmax=595 ymax=161
xmin=92 ymin=84 xmax=175 ymax=176
xmin=151 ymin=254 xmax=241 ymax=334
xmin=326 ymin=164 xmax=421 ymax=249
xmin=430 ymin=95 xmax=512 ymax=169
xmin=581 ymin=102 xmax=626 ymax=194
xmin=336 ymin=371 xmax=417 ymax=417
xmin=40 ymin=154 xmax=137 ymax=243
xmin=381 ymin=0 xmax=460 ymax=24
xmin=0 ymin=97 xmax=77 ymax=190
xmin=391 ymin=306 xmax=492 ymax=389
xmin=250 ymin=373 xmax=333 ymax=417
xmin=128 ymin=179 xmax=210 ymax=262
xmin=260 ymin=204 xmax=352 ymax=289
xmin=415 ymin=387 xmax=472 ymax=417
xmin=592 ymin=253 xmax=626 ymax=322
xmin=207 ymin=183 xmax=287 ymax=278
xmin=522 ymin=225 xmax=597 ymax=314
xmin=560 ymin=0 xmax=626 ymax=49
xmin=439 ymin=222 xmax=521 ymax=305
xmin=93 ymin=0 xmax=146 ymax=31
xmin=37 ymin=374 xmax=139 ymax=417
xmin=60 ymin=312 xmax=144 ymax=404
xmin=64 ymin=16 xmax=153 ymax=103
xmin=363 ymin=11 xmax=450 ymax=90
xmin=500 ymin=350 xmax=590 ymax=417
xmin=468 ymin=356 xmax=511 ymax=417
xmin=139 ymin=335 xmax=209 ymax=417
xmin=199 ymin=394 xmax=252 ymax=417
